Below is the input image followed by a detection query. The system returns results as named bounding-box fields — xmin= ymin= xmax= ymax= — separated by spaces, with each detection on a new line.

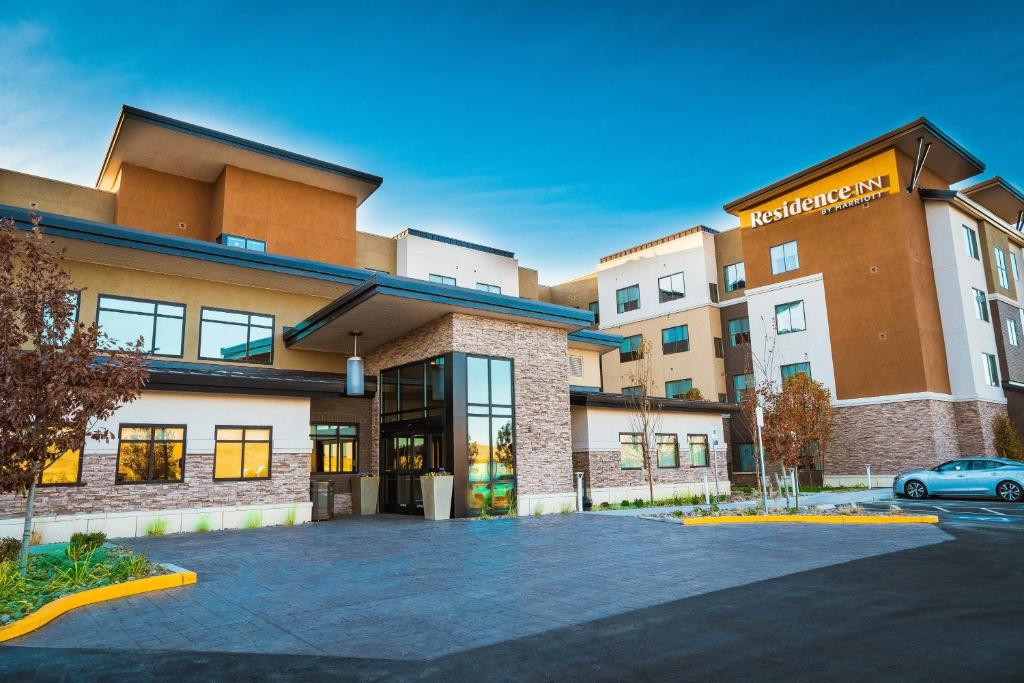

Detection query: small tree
xmin=0 ymin=215 xmax=148 ymax=574
xmin=744 ymin=372 xmax=834 ymax=474
xmin=993 ymin=413 xmax=1024 ymax=461
xmin=624 ymin=340 xmax=662 ymax=503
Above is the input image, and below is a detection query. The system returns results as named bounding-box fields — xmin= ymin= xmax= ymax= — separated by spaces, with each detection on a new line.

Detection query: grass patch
xmin=284 ymin=507 xmax=297 ymax=526
xmin=559 ymin=502 xmax=574 ymax=514
xmin=144 ymin=518 xmax=168 ymax=536
xmin=531 ymin=503 xmax=545 ymax=516
xmin=242 ymin=511 xmax=262 ymax=529
xmin=193 ymin=514 xmax=212 ymax=533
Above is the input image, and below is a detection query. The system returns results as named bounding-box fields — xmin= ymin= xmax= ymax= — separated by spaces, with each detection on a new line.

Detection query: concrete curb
xmin=0 ymin=562 xmax=196 ymax=643
xmin=682 ymin=515 xmax=938 ymax=526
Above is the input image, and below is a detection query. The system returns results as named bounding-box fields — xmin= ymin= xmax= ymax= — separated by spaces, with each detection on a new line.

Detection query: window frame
xmin=962 ymin=225 xmax=980 ymax=260
xmin=972 ymin=288 xmax=990 ymax=322
xmin=96 ymin=294 xmax=187 ymax=359
xmin=38 ymin=445 xmax=85 ymax=487
xmin=657 ymin=272 xmax=686 ymax=303
xmin=995 ymin=247 xmax=1010 ymax=289
xmin=770 ymin=240 xmax=800 ymax=275
xmin=46 ymin=290 xmax=82 ymax=347
xmin=665 ymin=378 xmax=693 ymax=399
xmin=198 ymin=306 xmax=276 ymax=365
xmin=621 ymin=385 xmax=644 ymax=397
xmin=1009 ymin=318 xmax=1020 ymax=347
xmin=735 ymin=443 xmax=756 ymax=473
xmin=618 ymin=432 xmax=643 ymax=470
xmin=588 ymin=301 xmax=600 ymax=326
xmin=114 ymin=424 xmax=187 ymax=485
xmin=218 ymin=233 xmax=267 ymax=252
xmin=616 ymin=284 xmax=641 ymax=313
xmin=475 ymin=282 xmax=501 ymax=294
xmin=724 ymin=262 xmax=746 ymax=292
xmin=728 ymin=317 xmax=751 ymax=346
xmin=732 ymin=373 xmax=754 ymax=404
xmin=310 ymin=422 xmax=361 ymax=474
xmin=429 ymin=274 xmax=456 ymax=286
xmin=656 ymin=433 xmax=680 ymax=469
xmin=687 ymin=433 xmax=709 ymax=467
xmin=213 ymin=426 xmax=273 ymax=481
xmin=661 ymin=325 xmax=690 ymax=355
xmin=619 ymin=334 xmax=643 ymax=363
xmin=775 ymin=300 xmax=807 ymax=335
xmin=983 ymin=353 xmax=999 ymax=387
xmin=1012 ymin=251 xmax=1021 ymax=282
xmin=781 ymin=362 xmax=812 ymax=382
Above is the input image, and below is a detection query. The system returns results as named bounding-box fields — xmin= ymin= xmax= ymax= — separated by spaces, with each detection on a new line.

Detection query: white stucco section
xmin=746 ymin=273 xmax=837 ymax=396
xmin=924 ymin=202 xmax=1004 ymax=402
xmin=571 ymin=405 xmax=728 ymax=451
xmin=596 ymin=229 xmax=717 ymax=328
xmin=85 ymin=391 xmax=314 ymax=455
xmin=395 ymin=232 xmax=520 ymax=296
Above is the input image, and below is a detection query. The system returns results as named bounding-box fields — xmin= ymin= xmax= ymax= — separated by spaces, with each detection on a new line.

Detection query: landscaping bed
xmin=646 ymin=503 xmax=935 ymax=524
xmin=595 ymin=487 xmax=760 ymax=511
xmin=0 ymin=532 xmax=163 ymax=625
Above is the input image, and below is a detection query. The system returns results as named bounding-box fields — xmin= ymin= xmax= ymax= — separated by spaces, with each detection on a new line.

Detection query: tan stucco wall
xmin=568 ymin=348 xmax=603 ymax=388
xmin=518 ymin=266 xmax=541 ymax=300
xmin=115 ymin=163 xmax=216 ymax=242
xmin=356 ymin=231 xmax=397 ymax=273
xmin=0 ymin=169 xmax=115 ymax=222
xmin=979 ymin=220 xmax=1017 ymax=299
xmin=600 ymin=305 xmax=725 ymax=399
xmin=714 ymin=227 xmax=745 ymax=302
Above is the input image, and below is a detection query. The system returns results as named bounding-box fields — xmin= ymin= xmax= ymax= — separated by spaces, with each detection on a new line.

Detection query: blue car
xmin=893 ymin=458 xmax=1024 ymax=502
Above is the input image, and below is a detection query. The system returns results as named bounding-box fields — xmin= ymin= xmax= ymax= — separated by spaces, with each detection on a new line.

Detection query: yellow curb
xmin=682 ymin=514 xmax=939 ymax=526
xmin=0 ymin=563 xmax=196 ymax=643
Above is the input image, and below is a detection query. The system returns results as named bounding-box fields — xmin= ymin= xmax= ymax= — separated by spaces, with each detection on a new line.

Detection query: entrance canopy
xmin=283 ymin=273 xmax=594 ymax=354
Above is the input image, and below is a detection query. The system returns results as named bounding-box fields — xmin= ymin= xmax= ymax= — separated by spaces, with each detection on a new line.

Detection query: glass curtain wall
xmin=466 ymin=356 xmax=515 ymax=515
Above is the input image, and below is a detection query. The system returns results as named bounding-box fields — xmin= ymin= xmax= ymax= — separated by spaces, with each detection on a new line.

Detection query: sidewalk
xmin=588 ymin=488 xmax=894 ymax=517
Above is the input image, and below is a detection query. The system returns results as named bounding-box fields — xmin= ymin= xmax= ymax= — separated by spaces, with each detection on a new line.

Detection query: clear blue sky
xmin=2 ymin=1 xmax=1022 ymax=283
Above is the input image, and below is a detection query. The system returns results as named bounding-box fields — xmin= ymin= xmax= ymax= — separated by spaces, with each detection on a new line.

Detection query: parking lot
xmin=864 ymin=497 xmax=1024 ymax=526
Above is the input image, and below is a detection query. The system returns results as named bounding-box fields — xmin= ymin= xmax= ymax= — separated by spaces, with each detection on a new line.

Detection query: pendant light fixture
xmin=346 ymin=331 xmax=365 ymax=396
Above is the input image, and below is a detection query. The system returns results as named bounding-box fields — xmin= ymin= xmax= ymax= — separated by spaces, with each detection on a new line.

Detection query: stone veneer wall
xmin=309 ymin=394 xmax=375 ymax=515
xmin=0 ymin=451 xmax=310 ymax=519
xmin=952 ymin=399 xmax=1006 ymax=456
xmin=573 ymin=448 xmax=729 ymax=493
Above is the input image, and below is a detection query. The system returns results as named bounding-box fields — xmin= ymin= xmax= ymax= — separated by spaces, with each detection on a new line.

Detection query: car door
xmin=929 ymin=460 xmax=970 ymax=494
xmin=968 ymin=459 xmax=1004 ymax=496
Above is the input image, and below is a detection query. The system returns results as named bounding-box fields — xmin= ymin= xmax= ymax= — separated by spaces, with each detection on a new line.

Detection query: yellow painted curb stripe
xmin=0 ymin=565 xmax=196 ymax=643
xmin=682 ymin=514 xmax=939 ymax=526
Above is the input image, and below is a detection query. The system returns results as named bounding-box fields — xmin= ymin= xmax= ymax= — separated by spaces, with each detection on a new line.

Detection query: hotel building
xmin=0 ymin=107 xmax=733 ymax=540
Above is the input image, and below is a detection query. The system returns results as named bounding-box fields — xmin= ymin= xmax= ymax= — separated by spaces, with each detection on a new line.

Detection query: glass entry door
xmin=380 ymin=430 xmax=446 ymax=514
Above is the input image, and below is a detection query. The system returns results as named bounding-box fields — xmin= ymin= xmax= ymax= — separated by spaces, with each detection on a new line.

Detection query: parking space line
xmin=980 ymin=508 xmax=1006 ymax=516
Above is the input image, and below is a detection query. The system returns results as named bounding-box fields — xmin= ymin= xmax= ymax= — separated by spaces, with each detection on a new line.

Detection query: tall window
xmin=620 ymin=334 xmax=643 ymax=362
xmin=972 ymin=288 xmax=989 ymax=322
xmin=736 ymin=443 xmax=756 ymax=472
xmin=588 ymin=301 xmax=600 ymax=326
xmin=476 ymin=283 xmax=501 ymax=294
xmin=724 ymin=262 xmax=746 ymax=292
xmin=770 ymin=241 xmax=800 ymax=275
xmin=429 ymin=274 xmax=456 ymax=286
xmin=214 ymin=427 xmax=271 ymax=480
xmin=688 ymin=434 xmax=709 ymax=467
xmin=983 ymin=353 xmax=999 ymax=387
xmin=97 ymin=295 xmax=185 ymax=357
xmin=467 ymin=356 xmax=515 ymax=514
xmin=995 ymin=247 xmax=1010 ymax=289
xmin=661 ymin=325 xmax=689 ymax=354
xmin=40 ymin=447 xmax=82 ymax=486
xmin=658 ymin=272 xmax=685 ymax=302
xmin=781 ymin=362 xmax=812 ymax=381
xmin=622 ymin=385 xmax=643 ymax=397
xmin=619 ymin=433 xmax=642 ymax=470
xmin=728 ymin=317 xmax=750 ymax=346
xmin=1012 ymin=251 xmax=1021 ymax=281
xmin=963 ymin=226 xmax=980 ymax=260
xmin=1009 ymin=319 xmax=1020 ymax=347
xmin=219 ymin=234 xmax=266 ymax=252
xmin=775 ymin=300 xmax=806 ymax=334
xmin=656 ymin=434 xmax=679 ymax=468
xmin=714 ymin=337 xmax=724 ymax=358
xmin=616 ymin=284 xmax=641 ymax=313
xmin=310 ymin=424 xmax=359 ymax=473
xmin=381 ymin=357 xmax=446 ymax=422
xmin=732 ymin=373 xmax=754 ymax=403
xmin=116 ymin=425 xmax=185 ymax=484
xmin=199 ymin=308 xmax=274 ymax=364
xmin=665 ymin=378 xmax=692 ymax=398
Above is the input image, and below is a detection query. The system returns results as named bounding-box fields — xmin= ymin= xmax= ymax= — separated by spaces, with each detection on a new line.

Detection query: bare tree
xmin=0 ymin=215 xmax=148 ymax=574
xmin=624 ymin=340 xmax=662 ymax=503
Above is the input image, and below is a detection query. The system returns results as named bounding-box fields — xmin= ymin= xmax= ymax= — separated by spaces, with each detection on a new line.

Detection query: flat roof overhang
xmin=961 ymin=176 xmax=1024 ymax=225
xmin=567 ymin=329 xmax=623 ymax=352
xmin=284 ymin=275 xmax=595 ymax=354
xmin=724 ymin=117 xmax=986 ymax=215
xmin=570 ymin=390 xmax=737 ymax=413
xmin=141 ymin=359 xmax=376 ymax=397
xmin=97 ymin=106 xmax=383 ymax=206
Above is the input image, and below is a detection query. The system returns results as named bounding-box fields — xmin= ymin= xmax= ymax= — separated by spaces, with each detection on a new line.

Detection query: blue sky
xmin=2 ymin=1 xmax=1022 ymax=283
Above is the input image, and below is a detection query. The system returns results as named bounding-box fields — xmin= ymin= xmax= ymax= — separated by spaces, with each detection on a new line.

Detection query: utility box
xmin=310 ymin=480 xmax=335 ymax=521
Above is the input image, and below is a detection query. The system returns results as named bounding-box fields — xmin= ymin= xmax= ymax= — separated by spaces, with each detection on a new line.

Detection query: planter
xmin=351 ymin=476 xmax=380 ymax=516
xmin=420 ymin=475 xmax=454 ymax=521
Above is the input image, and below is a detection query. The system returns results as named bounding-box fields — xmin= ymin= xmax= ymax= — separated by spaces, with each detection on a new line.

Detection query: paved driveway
xmin=6 ymin=514 xmax=950 ymax=660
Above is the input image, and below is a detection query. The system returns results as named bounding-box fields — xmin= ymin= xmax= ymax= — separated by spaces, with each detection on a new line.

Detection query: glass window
xmin=429 ymin=274 xmax=456 ymax=286
xmin=620 ymin=334 xmax=643 ymax=362
xmin=775 ymin=300 xmax=806 ymax=334
xmin=781 ymin=362 xmax=812 ymax=381
xmin=1012 ymin=251 xmax=1021 ymax=281
xmin=665 ymin=378 xmax=692 ymax=399
xmin=467 ymin=356 xmax=516 ymax=515
xmin=616 ymin=284 xmax=640 ymax=313
xmin=656 ymin=434 xmax=679 ymax=468
xmin=995 ymin=247 xmax=1010 ymax=289
xmin=116 ymin=425 xmax=185 ymax=483
xmin=619 ymin=433 xmax=642 ymax=469
xmin=973 ymin=288 xmax=989 ymax=322
xmin=40 ymin=447 xmax=82 ymax=485
xmin=661 ymin=325 xmax=689 ymax=354
xmin=724 ymin=262 xmax=746 ymax=292
xmin=622 ymin=385 xmax=643 ymax=397
xmin=219 ymin=234 xmax=266 ymax=252
xmin=963 ymin=226 xmax=980 ymax=260
xmin=658 ymin=272 xmax=685 ymax=303
xmin=44 ymin=291 xmax=81 ymax=346
xmin=476 ymin=283 xmax=501 ymax=294
xmin=199 ymin=307 xmax=274 ymax=364
xmin=97 ymin=295 xmax=185 ymax=357
xmin=728 ymin=317 xmax=750 ymax=346
xmin=732 ymin=373 xmax=754 ymax=403
xmin=688 ymin=434 xmax=709 ymax=467
xmin=970 ymin=459 xmax=1003 ymax=470
xmin=983 ymin=353 xmax=999 ymax=387
xmin=310 ymin=424 xmax=359 ymax=473
xmin=214 ymin=427 xmax=271 ymax=480
xmin=770 ymin=241 xmax=800 ymax=275
xmin=588 ymin=301 xmax=600 ymax=326
xmin=714 ymin=337 xmax=724 ymax=358
xmin=1009 ymin=319 xmax=1020 ymax=347
xmin=381 ymin=357 xmax=446 ymax=422
xmin=736 ymin=443 xmax=756 ymax=472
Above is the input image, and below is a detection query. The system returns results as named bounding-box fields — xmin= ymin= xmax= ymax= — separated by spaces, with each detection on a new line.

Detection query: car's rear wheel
xmin=996 ymin=480 xmax=1023 ymax=502
xmin=904 ymin=480 xmax=928 ymax=499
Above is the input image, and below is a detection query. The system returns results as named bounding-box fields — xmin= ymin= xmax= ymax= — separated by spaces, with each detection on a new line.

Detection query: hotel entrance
xmin=380 ymin=428 xmax=448 ymax=514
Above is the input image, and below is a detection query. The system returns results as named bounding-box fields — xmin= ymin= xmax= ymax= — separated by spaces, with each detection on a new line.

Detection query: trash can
xmin=310 ymin=480 xmax=335 ymax=521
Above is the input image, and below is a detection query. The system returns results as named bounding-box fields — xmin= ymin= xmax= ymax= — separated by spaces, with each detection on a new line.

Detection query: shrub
xmin=194 ymin=514 xmax=212 ymax=533
xmin=69 ymin=531 xmax=106 ymax=556
xmin=144 ymin=518 xmax=168 ymax=536
xmin=0 ymin=538 xmax=21 ymax=563
xmin=243 ymin=510 xmax=262 ymax=529
xmin=284 ymin=507 xmax=297 ymax=526
xmin=683 ymin=387 xmax=705 ymax=401
xmin=744 ymin=506 xmax=759 ymax=516
xmin=633 ymin=498 xmax=645 ymax=508
xmin=532 ymin=503 xmax=545 ymax=516
xmin=559 ymin=502 xmax=574 ymax=514
xmin=621 ymin=499 xmax=631 ymax=508
xmin=993 ymin=413 xmax=1024 ymax=460
xmin=599 ymin=502 xmax=610 ymax=510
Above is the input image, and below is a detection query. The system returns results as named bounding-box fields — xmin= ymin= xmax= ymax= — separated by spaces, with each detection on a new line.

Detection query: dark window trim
xmin=588 ymin=300 xmax=600 ymax=326
xmin=618 ymin=432 xmax=643 ymax=470
xmin=775 ymin=300 xmax=807 ymax=335
xmin=217 ymin=233 xmax=267 ymax=252
xmin=38 ymin=443 xmax=86 ymax=487
xmin=734 ymin=442 xmax=757 ymax=472
xmin=770 ymin=240 xmax=800 ymax=275
xmin=661 ymin=325 xmax=689 ymax=355
xmin=665 ymin=379 xmax=693 ymax=399
xmin=96 ymin=293 xmax=187 ymax=359
xmin=724 ymin=262 xmax=746 ymax=292
xmin=310 ymin=422 xmax=361 ymax=473
xmin=655 ymin=433 xmax=680 ymax=469
xmin=213 ymin=425 xmax=274 ymax=481
xmin=728 ymin=317 xmax=751 ymax=346
xmin=714 ymin=337 xmax=724 ymax=358
xmin=475 ymin=282 xmax=501 ymax=294
xmin=198 ymin=306 xmax=276 ymax=366
xmin=465 ymin=354 xmax=517 ymax=515
xmin=616 ymin=284 xmax=641 ymax=313
xmin=780 ymin=362 xmax=813 ymax=381
xmin=114 ymin=423 xmax=187 ymax=485
xmin=687 ymin=433 xmax=710 ymax=468
xmin=657 ymin=272 xmax=686 ymax=303
xmin=619 ymin=334 xmax=643 ymax=363
xmin=379 ymin=356 xmax=447 ymax=422
xmin=428 ymin=273 xmax=456 ymax=286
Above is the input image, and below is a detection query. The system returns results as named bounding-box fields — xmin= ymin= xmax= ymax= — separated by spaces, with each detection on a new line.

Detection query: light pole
xmin=755 ymin=404 xmax=769 ymax=512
